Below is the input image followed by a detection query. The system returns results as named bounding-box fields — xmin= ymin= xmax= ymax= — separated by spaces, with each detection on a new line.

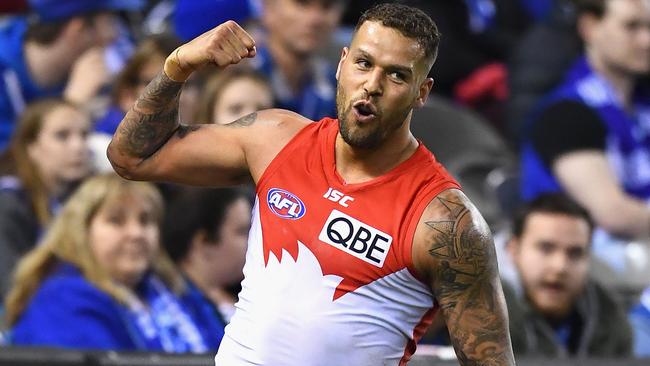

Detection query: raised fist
xmin=165 ymin=21 xmax=256 ymax=81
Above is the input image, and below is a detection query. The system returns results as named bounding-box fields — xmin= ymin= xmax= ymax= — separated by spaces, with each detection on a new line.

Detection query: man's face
xmin=263 ymin=0 xmax=344 ymax=56
xmin=508 ymin=213 xmax=591 ymax=320
xmin=585 ymin=0 xmax=650 ymax=75
xmin=335 ymin=21 xmax=432 ymax=149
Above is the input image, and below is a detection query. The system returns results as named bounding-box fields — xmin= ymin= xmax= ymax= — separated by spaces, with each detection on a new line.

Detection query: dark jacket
xmin=0 ymin=176 xmax=39 ymax=298
xmin=503 ymin=279 xmax=632 ymax=357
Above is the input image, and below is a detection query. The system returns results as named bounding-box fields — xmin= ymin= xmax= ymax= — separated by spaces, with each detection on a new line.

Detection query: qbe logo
xmin=267 ymin=188 xmax=306 ymax=220
xmin=318 ymin=210 xmax=392 ymax=267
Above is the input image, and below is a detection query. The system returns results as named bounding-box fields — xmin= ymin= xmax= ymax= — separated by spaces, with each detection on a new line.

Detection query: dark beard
xmin=336 ymin=85 xmax=385 ymax=150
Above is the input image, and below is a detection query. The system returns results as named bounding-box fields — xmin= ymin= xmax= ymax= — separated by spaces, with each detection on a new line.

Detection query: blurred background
xmin=1 ymin=0 xmax=650 ymax=364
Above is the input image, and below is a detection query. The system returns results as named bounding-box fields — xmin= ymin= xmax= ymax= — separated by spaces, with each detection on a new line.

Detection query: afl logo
xmin=267 ymin=188 xmax=306 ymax=220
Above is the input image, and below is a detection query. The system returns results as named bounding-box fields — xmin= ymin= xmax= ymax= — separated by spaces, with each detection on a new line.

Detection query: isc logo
xmin=267 ymin=188 xmax=306 ymax=220
xmin=318 ymin=210 xmax=392 ymax=267
xmin=323 ymin=187 xmax=354 ymax=207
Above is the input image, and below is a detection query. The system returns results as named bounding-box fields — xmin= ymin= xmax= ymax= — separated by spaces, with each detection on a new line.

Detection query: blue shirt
xmin=10 ymin=262 xmax=225 ymax=351
xmin=249 ymin=46 xmax=336 ymax=121
xmin=521 ymin=56 xmax=650 ymax=201
xmin=0 ymin=18 xmax=64 ymax=152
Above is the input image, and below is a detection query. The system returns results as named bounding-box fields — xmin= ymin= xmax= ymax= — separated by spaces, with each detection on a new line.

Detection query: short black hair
xmin=512 ymin=193 xmax=594 ymax=238
xmin=574 ymin=0 xmax=607 ymax=18
xmin=354 ymin=2 xmax=441 ymax=65
xmin=162 ymin=187 xmax=249 ymax=263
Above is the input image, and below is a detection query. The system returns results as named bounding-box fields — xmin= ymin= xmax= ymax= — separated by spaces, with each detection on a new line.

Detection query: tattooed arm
xmin=107 ymin=21 xmax=307 ymax=186
xmin=412 ymin=189 xmax=515 ymax=365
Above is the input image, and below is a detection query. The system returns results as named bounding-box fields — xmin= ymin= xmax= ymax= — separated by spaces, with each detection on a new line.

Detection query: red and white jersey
xmin=215 ymin=118 xmax=460 ymax=366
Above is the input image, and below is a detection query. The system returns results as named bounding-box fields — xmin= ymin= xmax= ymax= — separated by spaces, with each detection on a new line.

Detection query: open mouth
xmin=352 ymin=101 xmax=377 ymax=121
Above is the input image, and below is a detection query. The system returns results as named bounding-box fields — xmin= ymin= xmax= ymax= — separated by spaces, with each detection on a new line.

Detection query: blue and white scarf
xmin=124 ymin=275 xmax=209 ymax=353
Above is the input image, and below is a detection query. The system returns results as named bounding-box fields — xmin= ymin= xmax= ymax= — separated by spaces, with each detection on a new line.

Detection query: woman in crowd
xmin=0 ymin=99 xmax=92 ymax=298
xmin=194 ymin=66 xmax=273 ymax=124
xmin=4 ymin=174 xmax=225 ymax=351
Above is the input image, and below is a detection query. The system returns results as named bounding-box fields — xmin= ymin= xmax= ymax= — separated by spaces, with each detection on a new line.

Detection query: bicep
xmin=113 ymin=110 xmax=295 ymax=186
xmin=412 ymin=190 xmax=514 ymax=365
xmin=136 ymin=123 xmax=249 ymax=186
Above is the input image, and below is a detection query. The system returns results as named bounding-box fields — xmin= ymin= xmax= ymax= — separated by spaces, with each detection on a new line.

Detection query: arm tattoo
xmin=426 ymin=194 xmax=515 ymax=366
xmin=225 ymin=112 xmax=258 ymax=127
xmin=116 ymin=72 xmax=184 ymax=159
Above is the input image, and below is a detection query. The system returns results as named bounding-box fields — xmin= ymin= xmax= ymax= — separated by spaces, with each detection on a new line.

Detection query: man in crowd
xmin=505 ymin=193 xmax=632 ymax=357
xmin=0 ymin=0 xmax=140 ymax=151
xmin=521 ymin=0 xmax=650 ymax=241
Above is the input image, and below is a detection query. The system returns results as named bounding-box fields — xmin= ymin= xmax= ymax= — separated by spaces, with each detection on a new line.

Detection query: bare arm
xmin=107 ymin=21 xmax=305 ymax=185
xmin=553 ymin=150 xmax=650 ymax=239
xmin=413 ymin=189 xmax=515 ymax=365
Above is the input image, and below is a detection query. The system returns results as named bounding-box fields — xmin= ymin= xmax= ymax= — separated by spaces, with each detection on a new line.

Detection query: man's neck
xmin=334 ymin=124 xmax=419 ymax=185
xmin=24 ymin=42 xmax=70 ymax=89
xmin=588 ymin=53 xmax=636 ymax=107
xmin=267 ymin=36 xmax=310 ymax=95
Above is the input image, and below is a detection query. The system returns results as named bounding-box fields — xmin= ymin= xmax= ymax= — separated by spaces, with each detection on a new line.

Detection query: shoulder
xmin=411 ymin=188 xmax=494 ymax=286
xmin=231 ymin=109 xmax=316 ymax=181
xmin=203 ymin=108 xmax=312 ymax=142
xmin=32 ymin=267 xmax=117 ymax=310
xmin=535 ymin=100 xmax=603 ymax=126
xmin=0 ymin=178 xmax=33 ymax=217
xmin=240 ymin=108 xmax=312 ymax=131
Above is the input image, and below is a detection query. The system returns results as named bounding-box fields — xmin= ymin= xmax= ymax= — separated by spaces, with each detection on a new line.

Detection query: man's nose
xmin=363 ymin=69 xmax=383 ymax=97
xmin=549 ymin=253 xmax=570 ymax=274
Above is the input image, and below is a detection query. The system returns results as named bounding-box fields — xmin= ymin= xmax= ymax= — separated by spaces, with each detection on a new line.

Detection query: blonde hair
xmin=4 ymin=173 xmax=183 ymax=326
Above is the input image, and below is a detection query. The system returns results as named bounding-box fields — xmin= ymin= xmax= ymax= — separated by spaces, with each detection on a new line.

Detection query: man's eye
xmin=390 ymin=72 xmax=405 ymax=81
xmin=356 ymin=60 xmax=371 ymax=69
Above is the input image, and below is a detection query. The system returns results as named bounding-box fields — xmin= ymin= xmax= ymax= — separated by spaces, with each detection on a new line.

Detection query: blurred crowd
xmin=1 ymin=0 xmax=650 ymax=361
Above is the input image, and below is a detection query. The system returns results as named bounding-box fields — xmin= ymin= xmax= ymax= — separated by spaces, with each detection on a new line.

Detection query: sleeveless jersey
xmin=215 ymin=118 xmax=460 ymax=366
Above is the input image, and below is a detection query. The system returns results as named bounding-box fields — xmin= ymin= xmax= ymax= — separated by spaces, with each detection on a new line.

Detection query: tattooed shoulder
xmin=422 ymin=190 xmax=495 ymax=304
xmin=419 ymin=189 xmax=514 ymax=365
xmin=225 ymin=112 xmax=258 ymax=128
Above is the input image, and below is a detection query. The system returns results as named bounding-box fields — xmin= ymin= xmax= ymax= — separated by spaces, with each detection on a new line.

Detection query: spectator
xmin=0 ymin=0 xmax=143 ymax=152
xmin=162 ymin=187 xmax=251 ymax=323
xmin=506 ymin=0 xmax=581 ymax=145
xmin=630 ymin=285 xmax=650 ymax=357
xmin=0 ymin=98 xmax=91 ymax=298
xmin=194 ymin=67 xmax=273 ymax=124
xmin=250 ymin=0 xmax=344 ymax=120
xmin=4 ymin=173 xmax=225 ymax=352
xmin=521 ymin=0 xmax=650 ymax=242
xmin=89 ymin=34 xmax=200 ymax=173
xmin=504 ymin=193 xmax=632 ymax=357
xmin=94 ymin=34 xmax=181 ymax=136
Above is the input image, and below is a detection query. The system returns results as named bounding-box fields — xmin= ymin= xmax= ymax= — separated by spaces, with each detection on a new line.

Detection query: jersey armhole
xmin=401 ymin=180 xmax=461 ymax=285
xmin=255 ymin=122 xmax=319 ymax=195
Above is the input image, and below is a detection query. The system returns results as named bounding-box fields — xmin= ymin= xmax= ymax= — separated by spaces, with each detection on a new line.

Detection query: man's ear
xmin=413 ymin=77 xmax=434 ymax=109
xmin=336 ymin=47 xmax=349 ymax=81
xmin=190 ymin=229 xmax=210 ymax=251
xmin=577 ymin=13 xmax=600 ymax=45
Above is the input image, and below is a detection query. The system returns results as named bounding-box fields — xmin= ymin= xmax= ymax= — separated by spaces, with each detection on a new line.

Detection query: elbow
xmin=106 ymin=140 xmax=141 ymax=181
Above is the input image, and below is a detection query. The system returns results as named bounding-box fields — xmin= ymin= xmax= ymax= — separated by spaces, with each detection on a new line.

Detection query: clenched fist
xmin=164 ymin=21 xmax=256 ymax=82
